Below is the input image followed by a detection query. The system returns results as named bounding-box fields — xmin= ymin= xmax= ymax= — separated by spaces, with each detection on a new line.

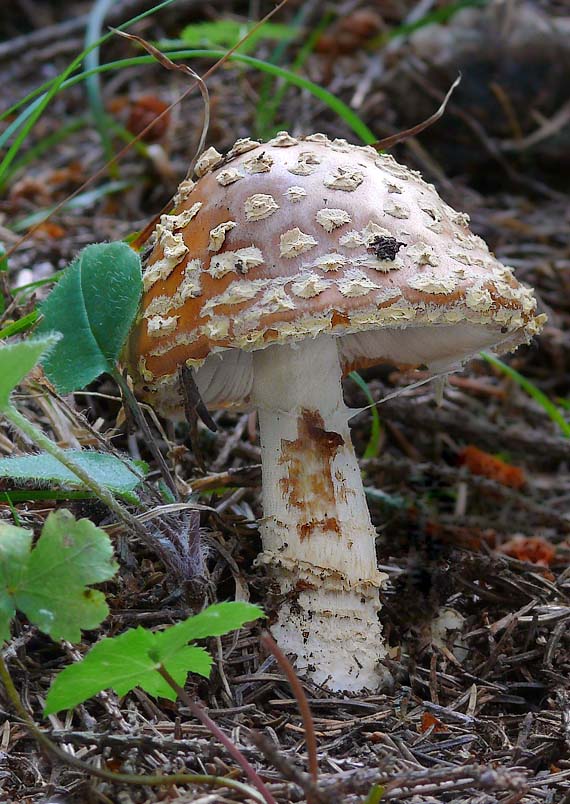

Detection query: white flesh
xmin=251 ymin=335 xmax=387 ymax=691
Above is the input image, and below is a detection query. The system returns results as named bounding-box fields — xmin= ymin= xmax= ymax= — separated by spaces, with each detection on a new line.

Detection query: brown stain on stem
xmin=279 ymin=409 xmax=344 ymax=540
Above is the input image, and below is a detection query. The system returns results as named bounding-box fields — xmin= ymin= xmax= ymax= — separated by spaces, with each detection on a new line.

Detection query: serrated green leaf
xmin=0 ymin=335 xmax=60 ymax=411
xmin=137 ymin=646 xmax=212 ymax=699
xmin=0 ymin=524 xmax=33 ymax=642
xmin=44 ymin=628 xmax=212 ymax=713
xmin=158 ymin=602 xmax=264 ymax=660
xmin=44 ymin=602 xmax=262 ymax=713
xmin=36 ymin=242 xmax=142 ymax=393
xmin=0 ymin=450 xmax=145 ymax=497
xmin=45 ymin=627 xmax=155 ymax=713
xmin=0 ymin=510 xmax=117 ymax=644
xmin=28 ymin=510 xmax=117 ymax=587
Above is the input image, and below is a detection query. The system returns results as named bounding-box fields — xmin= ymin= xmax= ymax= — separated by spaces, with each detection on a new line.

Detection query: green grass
xmin=1 ymin=118 xmax=87 ymax=187
xmin=369 ymin=0 xmax=489 ymax=48
xmin=0 ymin=311 xmax=40 ymax=340
xmin=0 ymin=0 xmax=182 ymax=188
xmin=252 ymin=8 xmax=331 ymax=139
xmin=2 ymin=50 xmax=376 ymax=156
xmin=349 ymin=372 xmax=383 ymax=458
xmin=84 ymin=0 xmax=119 ymax=174
xmin=11 ymin=180 xmax=132 ymax=232
xmin=482 ymin=352 xmax=570 ymax=438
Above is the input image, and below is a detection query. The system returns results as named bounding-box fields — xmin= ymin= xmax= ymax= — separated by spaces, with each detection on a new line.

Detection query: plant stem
xmin=4 ymin=404 xmax=142 ymax=533
xmin=112 ymin=368 xmax=178 ymax=498
xmin=0 ymin=655 xmax=264 ymax=800
xmin=261 ymin=631 xmax=319 ymax=783
xmin=157 ymin=664 xmax=278 ymax=804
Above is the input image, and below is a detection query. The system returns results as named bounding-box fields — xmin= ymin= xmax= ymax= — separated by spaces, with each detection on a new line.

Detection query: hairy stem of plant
xmin=157 ymin=664 xmax=278 ymax=804
xmin=0 ymin=655 xmax=264 ymax=800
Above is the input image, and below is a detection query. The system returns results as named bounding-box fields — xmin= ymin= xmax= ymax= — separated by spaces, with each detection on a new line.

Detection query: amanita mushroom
xmin=127 ymin=132 xmax=545 ymax=691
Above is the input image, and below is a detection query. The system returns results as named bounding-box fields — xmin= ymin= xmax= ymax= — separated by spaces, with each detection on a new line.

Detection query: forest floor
xmin=1 ymin=1 xmax=570 ymax=802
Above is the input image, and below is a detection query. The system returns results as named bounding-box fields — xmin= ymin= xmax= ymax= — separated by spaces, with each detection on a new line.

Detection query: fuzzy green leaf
xmin=36 ymin=242 xmax=142 ymax=393
xmin=0 ymin=450 xmax=146 ymax=498
xmin=0 ymin=510 xmax=117 ymax=644
xmin=44 ymin=602 xmax=264 ymax=713
xmin=0 ymin=335 xmax=60 ymax=411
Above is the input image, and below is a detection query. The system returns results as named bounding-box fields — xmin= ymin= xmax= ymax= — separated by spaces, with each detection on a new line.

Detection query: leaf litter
xmin=1 ymin=0 xmax=570 ymax=802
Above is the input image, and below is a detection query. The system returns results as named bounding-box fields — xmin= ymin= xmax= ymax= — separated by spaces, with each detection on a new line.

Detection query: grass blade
xmin=0 ymin=0 xmax=181 ymax=185
xmin=481 ymin=351 xmax=570 ymax=438
xmin=349 ymin=372 xmax=383 ymax=458
xmin=6 ymin=50 xmax=376 ymax=149
xmin=84 ymin=0 xmax=119 ymax=174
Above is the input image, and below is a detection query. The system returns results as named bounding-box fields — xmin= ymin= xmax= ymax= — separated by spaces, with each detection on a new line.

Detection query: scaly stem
xmin=252 ymin=336 xmax=387 ymax=691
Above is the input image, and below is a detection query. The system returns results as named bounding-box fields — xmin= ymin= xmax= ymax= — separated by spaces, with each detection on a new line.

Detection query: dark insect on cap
xmin=368 ymin=235 xmax=406 ymax=261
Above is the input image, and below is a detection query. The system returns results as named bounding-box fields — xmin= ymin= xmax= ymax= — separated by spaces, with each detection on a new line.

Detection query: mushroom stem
xmin=252 ymin=336 xmax=387 ymax=691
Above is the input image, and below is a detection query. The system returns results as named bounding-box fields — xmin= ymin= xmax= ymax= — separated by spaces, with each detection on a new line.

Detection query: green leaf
xmin=12 ymin=182 xmax=132 ymax=233
xmin=0 ymin=335 xmax=60 ymax=411
xmin=138 ymin=646 xmax=212 ymax=699
xmin=0 ymin=310 xmax=40 ymax=341
xmin=0 ymin=243 xmax=7 ymax=314
xmin=44 ymin=625 xmax=213 ymax=713
xmin=36 ymin=242 xmax=142 ymax=393
xmin=0 ymin=525 xmax=33 ymax=643
xmin=365 ymin=487 xmax=407 ymax=509
xmin=180 ymin=21 xmax=297 ymax=54
xmin=44 ymin=602 xmax=264 ymax=713
xmin=157 ymin=602 xmax=264 ymax=659
xmin=0 ymin=509 xmax=117 ymax=644
xmin=364 ymin=784 xmax=385 ymax=804
xmin=0 ymin=450 xmax=146 ymax=498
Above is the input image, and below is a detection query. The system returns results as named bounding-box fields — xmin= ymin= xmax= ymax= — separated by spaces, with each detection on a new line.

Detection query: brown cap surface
xmin=127 ymin=132 xmax=545 ymax=413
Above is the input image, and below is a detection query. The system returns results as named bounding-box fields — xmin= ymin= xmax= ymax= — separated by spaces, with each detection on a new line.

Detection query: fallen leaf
xmin=459 ymin=445 xmax=526 ymax=489
xmin=127 ymin=95 xmax=171 ymax=142
xmin=498 ymin=535 xmax=556 ymax=567
xmin=420 ymin=711 xmax=448 ymax=733
xmin=33 ymin=221 xmax=65 ymax=239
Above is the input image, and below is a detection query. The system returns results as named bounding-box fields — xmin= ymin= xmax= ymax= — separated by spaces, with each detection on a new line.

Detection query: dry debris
xmin=1 ymin=0 xmax=570 ymax=802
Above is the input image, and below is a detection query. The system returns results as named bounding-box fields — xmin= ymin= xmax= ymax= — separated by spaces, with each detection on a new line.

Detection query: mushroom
xmin=127 ymin=132 xmax=545 ymax=691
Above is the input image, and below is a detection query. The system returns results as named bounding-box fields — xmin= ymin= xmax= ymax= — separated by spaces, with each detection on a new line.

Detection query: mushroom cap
xmin=126 ymin=132 xmax=545 ymax=414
